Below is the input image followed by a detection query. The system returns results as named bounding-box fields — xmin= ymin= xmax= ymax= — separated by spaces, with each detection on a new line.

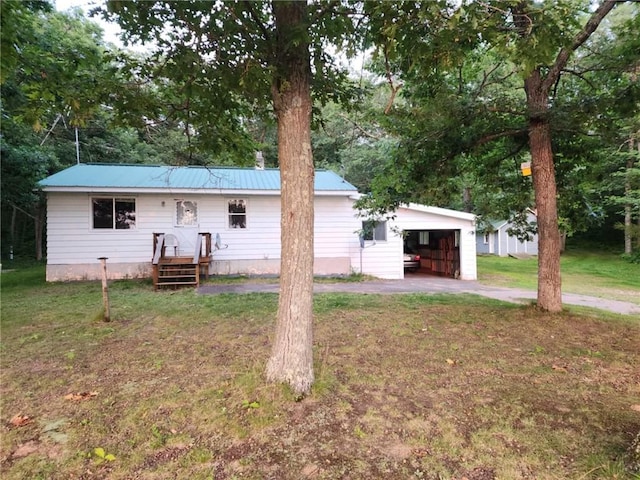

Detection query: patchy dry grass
xmin=1 ymin=269 xmax=639 ymax=479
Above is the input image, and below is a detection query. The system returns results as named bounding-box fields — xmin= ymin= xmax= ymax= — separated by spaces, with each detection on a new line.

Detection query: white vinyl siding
xmin=47 ymin=193 xmax=152 ymax=264
xmin=45 ymin=191 xmax=476 ymax=281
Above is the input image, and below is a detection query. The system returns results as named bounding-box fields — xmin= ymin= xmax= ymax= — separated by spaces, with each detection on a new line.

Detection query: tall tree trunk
xmin=35 ymin=202 xmax=45 ymax=262
xmin=463 ymin=186 xmax=472 ymax=213
xmin=624 ymin=138 xmax=634 ymax=255
xmin=525 ymin=69 xmax=562 ymax=312
xmin=265 ymin=1 xmax=315 ymax=397
xmin=10 ymin=206 xmax=17 ymax=259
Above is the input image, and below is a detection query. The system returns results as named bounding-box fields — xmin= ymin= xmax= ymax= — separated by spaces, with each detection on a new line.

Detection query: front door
xmin=173 ymin=199 xmax=199 ymax=256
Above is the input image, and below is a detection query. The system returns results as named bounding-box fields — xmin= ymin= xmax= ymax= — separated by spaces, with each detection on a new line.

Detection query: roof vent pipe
xmin=255 ymin=151 xmax=264 ymax=170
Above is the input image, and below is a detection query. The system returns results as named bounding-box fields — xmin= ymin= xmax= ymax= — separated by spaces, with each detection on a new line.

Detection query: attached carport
xmin=404 ymin=229 xmax=461 ymax=278
xmin=394 ymin=204 xmax=477 ymax=281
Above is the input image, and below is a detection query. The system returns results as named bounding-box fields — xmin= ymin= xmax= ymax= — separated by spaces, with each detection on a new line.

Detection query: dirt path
xmin=198 ymin=276 xmax=640 ymax=316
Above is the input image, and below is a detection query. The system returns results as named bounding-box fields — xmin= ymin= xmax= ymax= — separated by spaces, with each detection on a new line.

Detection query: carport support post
xmin=98 ymin=257 xmax=111 ymax=322
xmin=359 ymin=234 xmax=365 ymax=274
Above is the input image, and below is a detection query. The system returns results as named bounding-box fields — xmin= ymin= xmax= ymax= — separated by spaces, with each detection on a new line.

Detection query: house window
xmin=92 ymin=198 xmax=136 ymax=229
xmin=419 ymin=231 xmax=430 ymax=245
xmin=228 ymin=199 xmax=247 ymax=229
xmin=483 ymin=232 xmax=489 ymax=244
xmin=362 ymin=220 xmax=387 ymax=241
xmin=176 ymin=200 xmax=198 ymax=226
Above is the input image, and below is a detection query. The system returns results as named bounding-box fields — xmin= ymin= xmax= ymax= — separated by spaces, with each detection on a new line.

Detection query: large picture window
xmin=92 ymin=198 xmax=136 ymax=229
xmin=362 ymin=220 xmax=387 ymax=242
xmin=228 ymin=199 xmax=247 ymax=229
xmin=176 ymin=200 xmax=198 ymax=226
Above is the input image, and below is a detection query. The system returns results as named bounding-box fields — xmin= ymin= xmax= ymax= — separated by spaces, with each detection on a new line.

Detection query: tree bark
xmin=525 ymin=69 xmax=563 ymax=312
xmin=265 ymin=1 xmax=315 ymax=397
xmin=35 ymin=203 xmax=45 ymax=262
xmin=624 ymin=138 xmax=634 ymax=255
xmin=513 ymin=1 xmax=616 ymax=313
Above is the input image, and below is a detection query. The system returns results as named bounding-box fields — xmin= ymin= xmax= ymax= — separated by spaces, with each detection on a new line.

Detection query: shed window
xmin=419 ymin=231 xmax=430 ymax=245
xmin=362 ymin=220 xmax=387 ymax=242
xmin=176 ymin=200 xmax=198 ymax=226
xmin=92 ymin=198 xmax=136 ymax=229
xmin=483 ymin=233 xmax=489 ymax=244
xmin=228 ymin=199 xmax=247 ymax=229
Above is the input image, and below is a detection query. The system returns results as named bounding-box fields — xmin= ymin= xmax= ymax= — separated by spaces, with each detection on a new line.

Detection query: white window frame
xmin=227 ymin=198 xmax=248 ymax=229
xmin=91 ymin=197 xmax=136 ymax=230
xmin=362 ymin=220 xmax=387 ymax=242
xmin=483 ymin=232 xmax=489 ymax=244
xmin=175 ymin=200 xmax=198 ymax=227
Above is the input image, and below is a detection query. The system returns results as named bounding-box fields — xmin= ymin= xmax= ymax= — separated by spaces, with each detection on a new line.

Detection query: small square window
xmin=176 ymin=200 xmax=198 ymax=226
xmin=362 ymin=220 xmax=387 ymax=242
xmin=228 ymin=199 xmax=247 ymax=229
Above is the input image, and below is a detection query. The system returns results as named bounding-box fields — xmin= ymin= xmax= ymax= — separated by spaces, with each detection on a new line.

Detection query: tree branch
xmin=560 ymin=68 xmax=598 ymax=92
xmin=243 ymin=1 xmax=270 ymax=43
xmin=383 ymin=43 xmax=402 ymax=115
xmin=9 ymin=202 xmax=37 ymax=220
xmin=474 ymin=128 xmax=529 ymax=146
xmin=542 ymin=0 xmax=618 ymax=92
xmin=338 ymin=113 xmax=383 ymax=140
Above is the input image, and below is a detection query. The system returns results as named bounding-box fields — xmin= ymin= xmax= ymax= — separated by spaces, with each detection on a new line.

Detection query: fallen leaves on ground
xmin=8 ymin=413 xmax=33 ymax=428
xmin=64 ymin=391 xmax=99 ymax=401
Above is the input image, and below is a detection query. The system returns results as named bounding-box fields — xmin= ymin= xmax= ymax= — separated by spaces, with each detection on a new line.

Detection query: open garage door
xmin=404 ymin=229 xmax=460 ymax=278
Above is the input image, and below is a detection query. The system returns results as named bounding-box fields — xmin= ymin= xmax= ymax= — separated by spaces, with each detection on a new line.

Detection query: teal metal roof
xmin=38 ymin=164 xmax=357 ymax=192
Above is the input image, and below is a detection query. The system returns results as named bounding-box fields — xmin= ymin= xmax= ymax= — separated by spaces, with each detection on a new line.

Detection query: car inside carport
xmin=404 ymin=229 xmax=461 ymax=278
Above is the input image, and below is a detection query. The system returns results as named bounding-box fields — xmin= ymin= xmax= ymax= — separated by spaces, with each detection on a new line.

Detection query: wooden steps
xmin=152 ymin=232 xmax=212 ymax=290
xmin=155 ymin=261 xmax=199 ymax=289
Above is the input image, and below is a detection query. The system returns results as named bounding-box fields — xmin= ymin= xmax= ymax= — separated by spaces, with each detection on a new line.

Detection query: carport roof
xmin=400 ymin=203 xmax=476 ymax=221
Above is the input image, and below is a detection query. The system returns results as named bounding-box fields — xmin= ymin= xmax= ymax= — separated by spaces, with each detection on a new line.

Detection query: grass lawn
xmin=477 ymin=249 xmax=640 ymax=305
xmin=1 ymin=264 xmax=639 ymax=479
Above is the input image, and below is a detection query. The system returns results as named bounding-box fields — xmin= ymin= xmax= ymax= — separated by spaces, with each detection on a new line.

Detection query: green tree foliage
xmin=312 ymin=82 xmax=397 ymax=192
xmin=98 ymin=1 xmax=361 ymax=163
xmin=0 ymin=2 xmax=114 ymax=260
xmin=362 ymin=0 xmax=636 ymax=310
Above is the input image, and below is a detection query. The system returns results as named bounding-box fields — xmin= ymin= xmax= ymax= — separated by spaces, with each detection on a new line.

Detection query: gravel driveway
xmin=198 ymin=276 xmax=640 ymax=316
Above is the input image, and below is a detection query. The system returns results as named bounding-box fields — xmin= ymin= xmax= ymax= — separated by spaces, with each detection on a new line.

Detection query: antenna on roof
xmin=75 ymin=127 xmax=80 ymax=164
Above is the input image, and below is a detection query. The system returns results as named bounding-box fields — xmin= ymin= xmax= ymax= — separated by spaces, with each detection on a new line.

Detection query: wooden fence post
xmin=98 ymin=257 xmax=110 ymax=322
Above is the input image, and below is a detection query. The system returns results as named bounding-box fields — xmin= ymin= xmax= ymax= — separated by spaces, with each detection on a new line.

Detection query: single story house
xmin=38 ymin=164 xmax=477 ymax=283
xmin=476 ymin=210 xmax=538 ymax=256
